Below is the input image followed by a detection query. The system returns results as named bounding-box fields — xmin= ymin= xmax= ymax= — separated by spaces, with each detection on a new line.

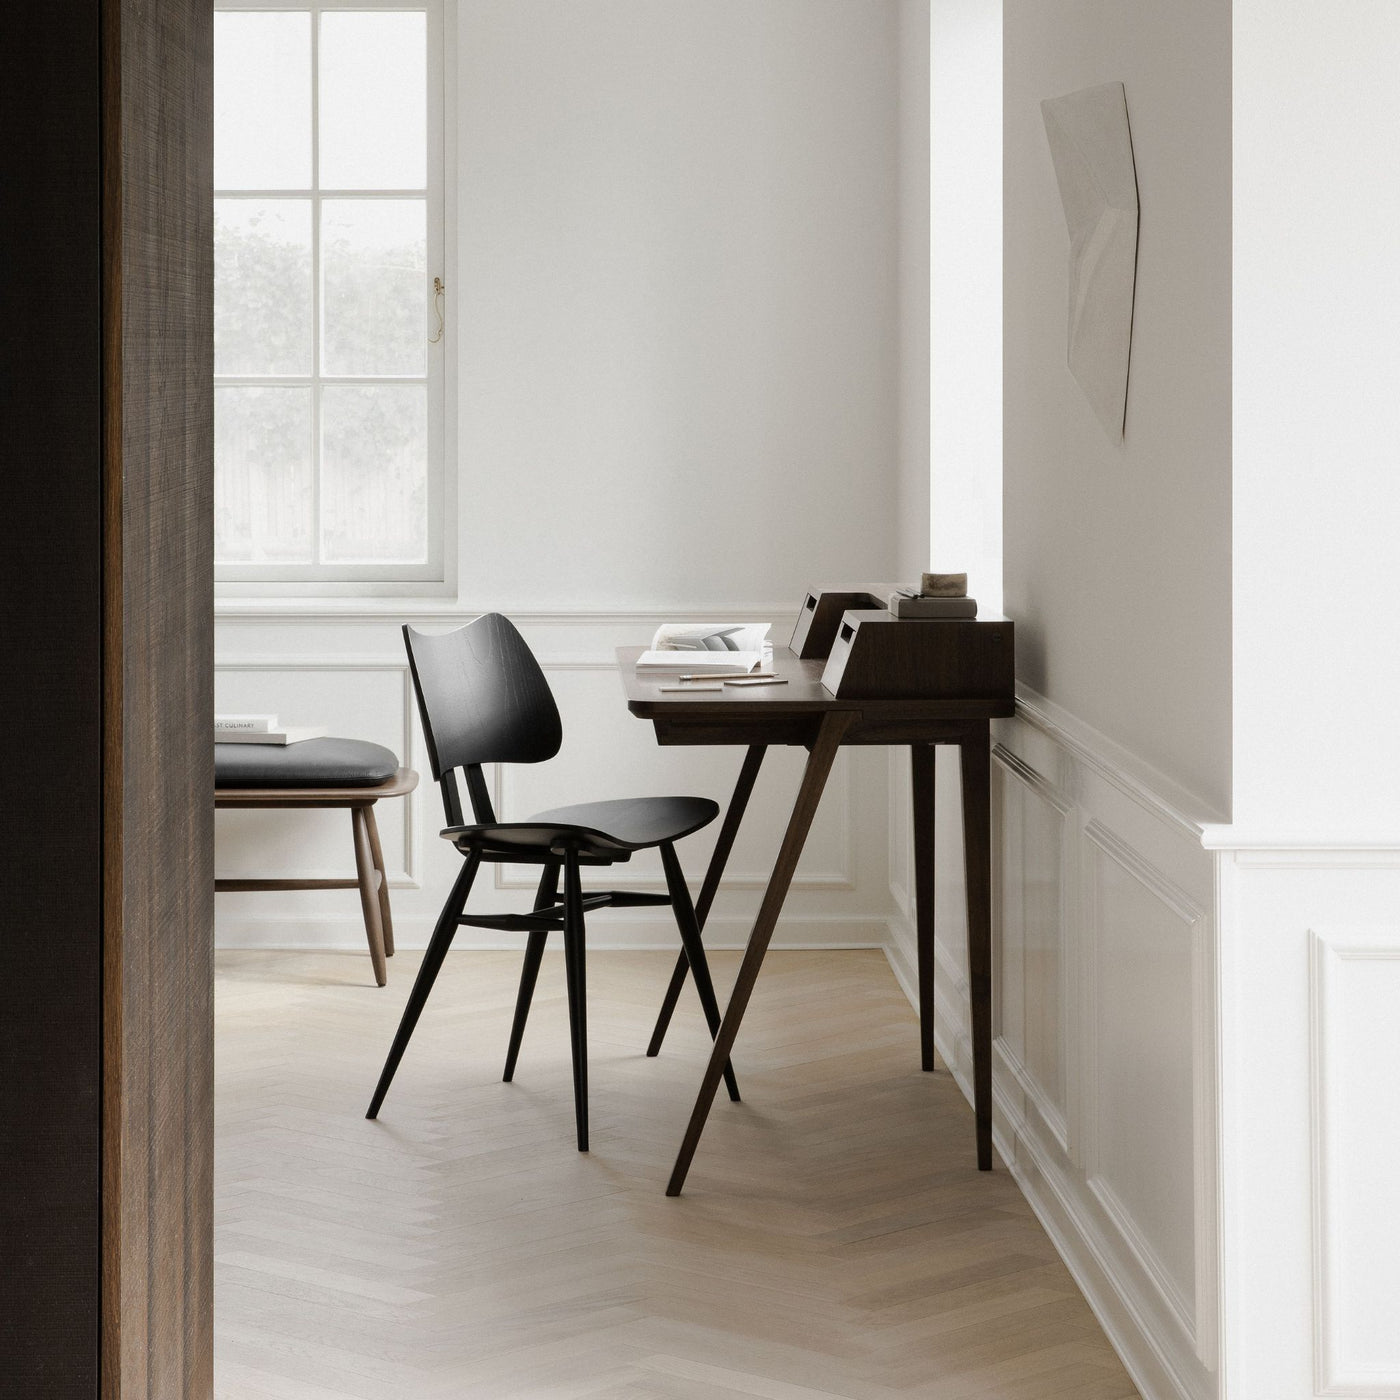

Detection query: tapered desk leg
xmin=960 ymin=726 xmax=994 ymax=1170
xmin=910 ymin=744 xmax=937 ymax=1071
xmin=666 ymin=714 xmax=854 ymax=1196
xmin=647 ymin=744 xmax=767 ymax=1057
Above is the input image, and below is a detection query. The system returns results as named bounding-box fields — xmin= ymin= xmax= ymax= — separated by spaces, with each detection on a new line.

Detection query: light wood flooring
xmin=216 ymin=948 xmax=1139 ymax=1399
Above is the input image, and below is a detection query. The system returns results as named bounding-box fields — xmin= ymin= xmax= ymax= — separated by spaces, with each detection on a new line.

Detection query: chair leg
xmin=351 ymin=805 xmax=389 ymax=986
xmin=366 ymin=851 xmax=480 ymax=1119
xmin=503 ymin=862 xmax=559 ymax=1082
xmin=561 ymin=849 xmax=589 ymax=1151
xmin=364 ymin=802 xmax=395 ymax=958
xmin=659 ymin=842 xmax=740 ymax=1102
xmin=646 ymin=954 xmax=689 ymax=1058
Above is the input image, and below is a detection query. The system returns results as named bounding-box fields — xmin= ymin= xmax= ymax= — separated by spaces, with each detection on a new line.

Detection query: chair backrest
xmin=403 ymin=614 xmax=563 ymax=824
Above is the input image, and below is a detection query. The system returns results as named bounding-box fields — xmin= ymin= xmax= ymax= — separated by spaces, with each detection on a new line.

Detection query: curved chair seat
xmin=443 ymin=795 xmax=720 ymax=860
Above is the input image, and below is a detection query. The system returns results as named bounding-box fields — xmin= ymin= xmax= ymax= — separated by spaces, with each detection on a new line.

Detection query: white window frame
xmin=214 ymin=0 xmax=454 ymax=597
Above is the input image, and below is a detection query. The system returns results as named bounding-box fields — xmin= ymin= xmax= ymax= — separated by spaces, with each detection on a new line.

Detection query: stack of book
xmin=214 ymin=713 xmax=328 ymax=746
xmin=887 ymin=572 xmax=977 ymax=619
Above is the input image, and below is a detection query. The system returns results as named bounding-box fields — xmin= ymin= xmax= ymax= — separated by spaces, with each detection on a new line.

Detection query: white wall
xmin=1210 ymin=7 xmax=1400 ymax=1398
xmin=916 ymin=7 xmax=1231 ymax=1396
xmin=896 ymin=0 xmax=931 ymax=583
xmin=1003 ymin=0 xmax=1232 ymax=817
xmin=1232 ymin=0 xmax=1400 ymax=838
xmin=457 ymin=0 xmax=900 ymax=613
xmin=930 ymin=0 xmax=1002 ymax=613
xmin=215 ymin=0 xmax=907 ymax=952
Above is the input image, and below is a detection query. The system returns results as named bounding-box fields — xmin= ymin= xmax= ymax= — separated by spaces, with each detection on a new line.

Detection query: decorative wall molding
xmin=1209 ymin=841 xmax=1400 ymax=870
xmin=1014 ymin=684 xmax=1220 ymax=838
xmin=889 ymin=704 xmax=1219 ymax=1400
xmin=214 ymin=602 xmax=795 ymax=626
xmin=992 ymin=743 xmax=1074 ymax=1157
xmin=213 ymin=616 xmax=890 ymax=952
xmin=1081 ymin=818 xmax=1214 ymax=1364
xmin=1309 ymin=926 xmax=1400 ymax=1397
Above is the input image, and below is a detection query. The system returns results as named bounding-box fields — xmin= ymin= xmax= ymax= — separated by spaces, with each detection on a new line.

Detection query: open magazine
xmin=635 ymin=622 xmax=772 ymax=674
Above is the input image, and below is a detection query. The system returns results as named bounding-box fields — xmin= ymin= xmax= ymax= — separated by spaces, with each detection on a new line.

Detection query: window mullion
xmin=310 ymin=4 xmax=323 ymax=567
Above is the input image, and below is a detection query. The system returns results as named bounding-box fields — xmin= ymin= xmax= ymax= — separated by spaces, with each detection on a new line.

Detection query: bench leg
xmin=364 ymin=802 xmax=394 ymax=958
xmin=351 ymin=804 xmax=389 ymax=986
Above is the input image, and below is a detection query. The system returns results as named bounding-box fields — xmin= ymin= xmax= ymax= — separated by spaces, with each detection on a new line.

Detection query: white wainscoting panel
xmin=1310 ymin=926 xmax=1400 ymax=1397
xmin=214 ymin=612 xmax=895 ymax=951
xmin=886 ymin=689 xmax=1220 ymax=1400
xmin=1083 ymin=819 xmax=1204 ymax=1351
xmin=994 ymin=745 xmax=1071 ymax=1154
xmin=1208 ymin=846 xmax=1400 ymax=1400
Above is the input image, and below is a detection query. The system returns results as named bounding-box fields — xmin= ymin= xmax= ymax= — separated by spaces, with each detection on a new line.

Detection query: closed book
xmin=214 ymin=712 xmax=278 ymax=733
xmin=887 ymin=593 xmax=978 ymax=619
xmin=215 ymin=726 xmax=329 ymax=746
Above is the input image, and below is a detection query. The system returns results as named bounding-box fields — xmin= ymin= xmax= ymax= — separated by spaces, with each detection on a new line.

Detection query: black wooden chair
xmin=366 ymin=613 xmax=738 ymax=1149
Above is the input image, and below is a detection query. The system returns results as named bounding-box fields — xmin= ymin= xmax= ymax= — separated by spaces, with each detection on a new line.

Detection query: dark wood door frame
xmin=2 ymin=2 xmax=214 ymax=1395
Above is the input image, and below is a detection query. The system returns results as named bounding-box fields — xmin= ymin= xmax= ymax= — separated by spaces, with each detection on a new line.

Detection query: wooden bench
xmin=215 ymin=740 xmax=419 ymax=986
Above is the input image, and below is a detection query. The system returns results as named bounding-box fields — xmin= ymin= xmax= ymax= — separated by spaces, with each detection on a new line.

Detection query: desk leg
xmin=647 ymin=744 xmax=767 ymax=1058
xmin=910 ymin=744 xmax=937 ymax=1071
xmin=959 ymin=726 xmax=994 ymax=1170
xmin=667 ymin=713 xmax=853 ymax=1196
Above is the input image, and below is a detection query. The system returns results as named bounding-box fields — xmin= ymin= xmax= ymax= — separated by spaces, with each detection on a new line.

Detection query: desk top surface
xmin=617 ymin=646 xmax=1013 ymax=720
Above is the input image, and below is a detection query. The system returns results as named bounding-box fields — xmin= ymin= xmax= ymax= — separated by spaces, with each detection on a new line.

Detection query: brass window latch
xmin=430 ymin=276 xmax=445 ymax=344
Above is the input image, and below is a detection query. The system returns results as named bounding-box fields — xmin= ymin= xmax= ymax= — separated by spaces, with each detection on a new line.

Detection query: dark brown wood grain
xmin=788 ymin=588 xmax=887 ymax=658
xmin=615 ymin=643 xmax=1006 ymax=1192
xmin=667 ymin=711 xmax=856 ymax=1195
xmin=911 ymin=744 xmax=938 ymax=1072
xmin=619 ymin=646 xmax=1014 ymax=727
xmin=0 ymin=4 xmax=104 ymax=1393
xmin=821 ymin=613 xmax=1015 ymax=700
xmin=959 ymin=729 xmax=995 ymax=1170
xmin=101 ymin=1 xmax=214 ymax=1395
xmin=0 ymin=3 xmax=212 ymax=1390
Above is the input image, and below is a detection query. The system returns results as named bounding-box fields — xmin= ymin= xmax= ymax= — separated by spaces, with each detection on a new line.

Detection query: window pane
xmin=215 ymin=200 xmax=312 ymax=376
xmin=320 ymin=385 xmax=427 ymax=564
xmin=318 ymin=12 xmax=426 ymax=189
xmin=215 ymin=387 xmax=313 ymax=563
xmin=214 ymin=12 xmax=311 ymax=190
xmin=321 ymin=200 xmax=426 ymax=377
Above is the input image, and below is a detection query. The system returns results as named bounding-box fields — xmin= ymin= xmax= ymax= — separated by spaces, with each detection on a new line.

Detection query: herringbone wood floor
xmin=215 ymin=949 xmax=1139 ymax=1399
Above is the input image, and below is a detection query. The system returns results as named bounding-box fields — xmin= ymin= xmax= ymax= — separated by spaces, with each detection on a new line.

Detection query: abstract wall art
xmin=1041 ymin=82 xmax=1140 ymax=441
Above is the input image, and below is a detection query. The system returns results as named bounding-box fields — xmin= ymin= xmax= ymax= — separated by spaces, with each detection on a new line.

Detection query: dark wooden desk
xmin=618 ymin=645 xmax=1013 ymax=1195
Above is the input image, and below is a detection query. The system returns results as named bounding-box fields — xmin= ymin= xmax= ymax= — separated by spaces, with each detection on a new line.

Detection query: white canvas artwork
xmin=1040 ymin=82 xmax=1140 ymax=441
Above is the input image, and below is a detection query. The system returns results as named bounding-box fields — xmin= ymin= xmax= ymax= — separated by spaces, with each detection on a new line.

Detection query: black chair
xmin=366 ymin=613 xmax=738 ymax=1150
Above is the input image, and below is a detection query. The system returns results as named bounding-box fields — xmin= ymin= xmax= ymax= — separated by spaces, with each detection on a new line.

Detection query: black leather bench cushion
xmin=214 ymin=738 xmax=400 ymax=789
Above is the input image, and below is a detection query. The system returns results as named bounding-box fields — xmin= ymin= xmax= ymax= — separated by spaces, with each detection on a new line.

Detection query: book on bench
xmin=215 ymin=714 xmax=328 ymax=746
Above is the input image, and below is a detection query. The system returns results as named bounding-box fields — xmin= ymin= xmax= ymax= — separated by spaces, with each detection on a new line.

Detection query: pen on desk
xmin=674 ymin=670 xmax=777 ymax=680
xmin=723 ymin=676 xmax=789 ymax=687
xmin=672 ymin=674 xmax=778 ymax=683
